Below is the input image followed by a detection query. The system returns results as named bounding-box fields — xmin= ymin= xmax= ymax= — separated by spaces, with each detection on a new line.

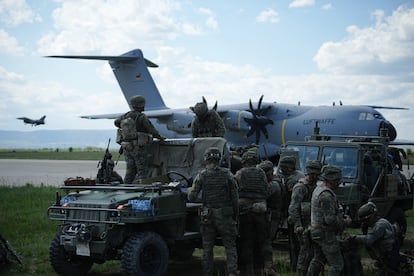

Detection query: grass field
xmin=0 ymin=150 xmax=412 ymax=274
xmin=0 ymin=184 xmax=412 ymax=275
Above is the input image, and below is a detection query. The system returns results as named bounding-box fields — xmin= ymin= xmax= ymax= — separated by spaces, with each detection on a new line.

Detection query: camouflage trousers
xmin=122 ymin=143 xmax=151 ymax=183
xmin=201 ymin=211 xmax=238 ymax=276
xmin=238 ymin=210 xmax=273 ymax=276
xmin=296 ymin=227 xmax=313 ymax=275
xmin=307 ymin=230 xmax=344 ymax=276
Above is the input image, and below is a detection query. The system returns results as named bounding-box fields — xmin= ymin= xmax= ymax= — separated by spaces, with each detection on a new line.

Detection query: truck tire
xmin=49 ymin=235 xmax=93 ymax=275
xmin=122 ymin=232 xmax=169 ymax=276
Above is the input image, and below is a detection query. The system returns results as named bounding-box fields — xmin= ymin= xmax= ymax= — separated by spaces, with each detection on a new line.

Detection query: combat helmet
xmin=204 ymin=147 xmax=221 ymax=162
xmin=257 ymin=160 xmax=274 ymax=176
xmin=357 ymin=202 xmax=378 ymax=224
xmin=191 ymin=102 xmax=208 ymax=118
xmin=241 ymin=147 xmax=259 ymax=165
xmin=320 ymin=165 xmax=342 ymax=184
xmin=306 ymin=160 xmax=322 ymax=175
xmin=130 ymin=95 xmax=146 ymax=108
xmin=279 ymin=156 xmax=296 ymax=172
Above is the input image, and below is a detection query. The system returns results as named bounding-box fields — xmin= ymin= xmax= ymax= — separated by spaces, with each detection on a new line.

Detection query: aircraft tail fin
xmin=46 ymin=49 xmax=167 ymax=111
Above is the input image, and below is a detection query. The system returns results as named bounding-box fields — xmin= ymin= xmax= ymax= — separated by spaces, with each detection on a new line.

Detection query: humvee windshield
xmin=286 ymin=145 xmax=358 ymax=179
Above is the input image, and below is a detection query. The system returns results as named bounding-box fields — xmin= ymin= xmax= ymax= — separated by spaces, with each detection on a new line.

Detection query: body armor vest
xmin=196 ymin=112 xmax=217 ymax=137
xmin=238 ymin=167 xmax=268 ymax=199
xmin=202 ymin=168 xmax=232 ymax=208
xmin=311 ymin=183 xmax=337 ymax=227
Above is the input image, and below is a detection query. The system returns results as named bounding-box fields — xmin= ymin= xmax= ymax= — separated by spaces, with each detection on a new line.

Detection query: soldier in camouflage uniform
xmin=114 ymin=95 xmax=166 ymax=183
xmin=307 ymin=166 xmax=351 ymax=276
xmin=191 ymin=100 xmax=225 ymax=138
xmin=288 ymin=160 xmax=322 ymax=276
xmin=350 ymin=202 xmax=409 ymax=276
xmin=187 ymin=147 xmax=239 ymax=276
xmin=272 ymin=156 xmax=304 ymax=243
xmin=236 ymin=149 xmax=276 ymax=276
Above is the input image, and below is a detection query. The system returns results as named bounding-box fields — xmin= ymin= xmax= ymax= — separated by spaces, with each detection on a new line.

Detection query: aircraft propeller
xmin=244 ymin=95 xmax=274 ymax=144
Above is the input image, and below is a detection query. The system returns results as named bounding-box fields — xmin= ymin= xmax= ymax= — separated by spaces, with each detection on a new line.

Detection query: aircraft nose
xmin=381 ymin=121 xmax=397 ymax=141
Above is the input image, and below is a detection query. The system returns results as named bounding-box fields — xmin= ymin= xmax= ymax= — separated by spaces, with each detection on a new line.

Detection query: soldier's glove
xmin=294 ymin=226 xmax=304 ymax=235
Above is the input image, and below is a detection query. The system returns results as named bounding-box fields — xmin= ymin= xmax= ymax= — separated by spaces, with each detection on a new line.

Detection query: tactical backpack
xmin=120 ymin=116 xmax=138 ymax=141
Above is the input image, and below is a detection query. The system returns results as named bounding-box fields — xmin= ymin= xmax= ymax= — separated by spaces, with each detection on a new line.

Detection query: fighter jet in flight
xmin=17 ymin=115 xmax=46 ymax=126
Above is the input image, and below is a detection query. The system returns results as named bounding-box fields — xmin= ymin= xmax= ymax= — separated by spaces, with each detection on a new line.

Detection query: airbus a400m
xmin=47 ymin=49 xmax=405 ymax=159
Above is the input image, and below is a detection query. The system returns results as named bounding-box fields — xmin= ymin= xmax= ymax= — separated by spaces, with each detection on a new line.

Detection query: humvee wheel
xmin=49 ymin=235 xmax=93 ymax=275
xmin=167 ymin=171 xmax=191 ymax=187
xmin=122 ymin=232 xmax=169 ymax=276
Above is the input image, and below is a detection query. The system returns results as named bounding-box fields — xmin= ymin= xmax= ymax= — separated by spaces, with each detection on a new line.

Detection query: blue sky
xmin=1 ymin=0 xmax=414 ymax=140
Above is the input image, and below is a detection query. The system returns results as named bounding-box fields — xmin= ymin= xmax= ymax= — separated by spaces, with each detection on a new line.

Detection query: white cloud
xmin=256 ymin=9 xmax=280 ymax=24
xmin=289 ymin=0 xmax=315 ymax=9
xmin=0 ymin=29 xmax=24 ymax=54
xmin=36 ymin=0 xmax=201 ymax=55
xmin=199 ymin=8 xmax=218 ymax=30
xmin=0 ymin=0 xmax=41 ymax=26
xmin=322 ymin=3 xmax=333 ymax=10
xmin=314 ymin=6 xmax=414 ymax=75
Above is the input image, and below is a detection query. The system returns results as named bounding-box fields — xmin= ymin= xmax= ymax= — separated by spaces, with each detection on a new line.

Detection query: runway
xmin=0 ymin=159 xmax=412 ymax=187
xmin=0 ymin=159 xmax=126 ymax=186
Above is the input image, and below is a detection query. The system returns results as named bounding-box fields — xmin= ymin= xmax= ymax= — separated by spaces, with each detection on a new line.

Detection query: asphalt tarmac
xmin=0 ymin=159 xmax=126 ymax=186
xmin=1 ymin=159 xmax=412 ymax=187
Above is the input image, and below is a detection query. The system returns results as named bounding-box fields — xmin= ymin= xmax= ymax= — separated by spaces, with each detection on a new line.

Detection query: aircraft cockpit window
xmin=358 ymin=112 xmax=375 ymax=120
xmin=322 ymin=147 xmax=358 ymax=178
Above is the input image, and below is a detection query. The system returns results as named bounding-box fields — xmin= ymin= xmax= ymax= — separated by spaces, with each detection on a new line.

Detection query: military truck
xmin=47 ymin=137 xmax=231 ymax=275
xmin=281 ymin=129 xmax=413 ymax=233
xmin=277 ymin=129 xmax=414 ymax=268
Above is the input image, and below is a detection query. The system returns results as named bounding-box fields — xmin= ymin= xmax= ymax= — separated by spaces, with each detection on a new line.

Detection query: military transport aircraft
xmin=17 ymin=115 xmax=46 ymax=126
xmin=47 ymin=49 xmax=405 ymax=159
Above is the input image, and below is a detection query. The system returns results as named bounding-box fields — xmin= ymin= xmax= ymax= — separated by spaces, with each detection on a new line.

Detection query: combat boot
xmin=264 ymin=263 xmax=277 ymax=276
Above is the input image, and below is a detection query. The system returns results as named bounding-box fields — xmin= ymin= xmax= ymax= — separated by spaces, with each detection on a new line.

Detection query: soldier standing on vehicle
xmin=349 ymin=202 xmax=411 ymax=276
xmin=114 ymin=95 xmax=166 ymax=183
xmin=236 ymin=148 xmax=276 ymax=276
xmin=288 ymin=160 xmax=322 ymax=276
xmin=187 ymin=147 xmax=239 ymax=276
xmin=190 ymin=100 xmax=225 ymax=138
xmin=307 ymin=165 xmax=351 ymax=276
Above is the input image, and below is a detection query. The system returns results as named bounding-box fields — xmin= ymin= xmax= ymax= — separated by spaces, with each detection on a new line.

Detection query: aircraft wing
xmin=390 ymin=139 xmax=414 ymax=146
xmin=80 ymin=109 xmax=175 ymax=120
xmin=366 ymin=105 xmax=409 ymax=110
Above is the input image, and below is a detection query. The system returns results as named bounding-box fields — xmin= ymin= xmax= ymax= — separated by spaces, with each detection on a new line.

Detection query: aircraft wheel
xmin=49 ymin=235 xmax=93 ymax=275
xmin=121 ymin=232 xmax=169 ymax=276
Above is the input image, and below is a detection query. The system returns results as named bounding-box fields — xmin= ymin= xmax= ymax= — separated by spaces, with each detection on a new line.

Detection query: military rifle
xmin=96 ymin=138 xmax=113 ymax=184
xmin=0 ymin=233 xmax=22 ymax=265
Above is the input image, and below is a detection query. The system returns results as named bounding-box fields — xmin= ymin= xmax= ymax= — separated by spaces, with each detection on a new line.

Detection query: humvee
xmin=47 ymin=137 xmax=231 ymax=275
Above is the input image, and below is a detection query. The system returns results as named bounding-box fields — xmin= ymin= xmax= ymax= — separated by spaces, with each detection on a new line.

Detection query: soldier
xmin=288 ymin=160 xmax=322 ymax=276
xmin=349 ymin=202 xmax=409 ymax=276
xmin=236 ymin=148 xmax=276 ymax=276
xmin=190 ymin=100 xmax=225 ymax=138
xmin=307 ymin=165 xmax=351 ymax=276
xmin=272 ymin=155 xmax=304 ymax=267
xmin=257 ymin=160 xmax=278 ymax=274
xmin=114 ymin=95 xmax=166 ymax=183
xmin=187 ymin=147 xmax=239 ymax=276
